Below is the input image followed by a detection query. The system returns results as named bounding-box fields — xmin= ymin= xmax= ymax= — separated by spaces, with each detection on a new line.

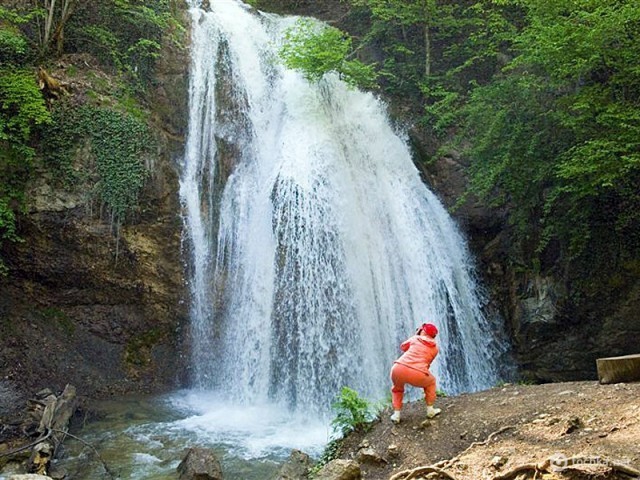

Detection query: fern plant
xmin=330 ymin=386 xmax=376 ymax=436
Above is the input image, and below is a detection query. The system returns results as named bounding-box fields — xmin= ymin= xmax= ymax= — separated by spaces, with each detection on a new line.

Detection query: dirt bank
xmin=338 ymin=381 xmax=640 ymax=480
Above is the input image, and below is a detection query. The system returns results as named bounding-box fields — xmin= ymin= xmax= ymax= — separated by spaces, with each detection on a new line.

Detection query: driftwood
xmin=388 ymin=426 xmax=515 ymax=480
xmin=0 ymin=385 xmax=77 ymax=478
xmin=597 ymin=354 xmax=640 ymax=384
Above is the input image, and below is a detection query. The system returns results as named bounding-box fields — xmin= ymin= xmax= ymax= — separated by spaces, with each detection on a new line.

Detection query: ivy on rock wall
xmin=0 ymin=0 xmax=185 ymax=274
xmin=43 ymin=103 xmax=152 ymax=223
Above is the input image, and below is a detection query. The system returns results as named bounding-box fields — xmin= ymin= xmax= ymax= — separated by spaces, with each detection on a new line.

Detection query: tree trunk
xmin=43 ymin=0 xmax=57 ymax=48
xmin=424 ymin=23 xmax=431 ymax=77
xmin=596 ymin=354 xmax=640 ymax=384
xmin=422 ymin=0 xmax=433 ymax=78
xmin=52 ymin=0 xmax=76 ymax=55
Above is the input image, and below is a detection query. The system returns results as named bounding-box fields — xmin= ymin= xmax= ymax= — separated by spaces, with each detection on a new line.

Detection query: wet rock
xmin=275 ymin=449 xmax=312 ymax=480
xmin=313 ymin=459 xmax=361 ymax=480
xmin=177 ymin=447 xmax=224 ymax=480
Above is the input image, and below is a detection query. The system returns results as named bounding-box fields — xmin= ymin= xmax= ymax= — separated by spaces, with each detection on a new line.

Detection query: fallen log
xmin=597 ymin=354 xmax=640 ymax=384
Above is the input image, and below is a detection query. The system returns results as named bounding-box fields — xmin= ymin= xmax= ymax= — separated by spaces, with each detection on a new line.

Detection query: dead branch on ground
xmin=494 ymin=456 xmax=640 ymax=480
xmin=389 ymin=425 xmax=516 ymax=480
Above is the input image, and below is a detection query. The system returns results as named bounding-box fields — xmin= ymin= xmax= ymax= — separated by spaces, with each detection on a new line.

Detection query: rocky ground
xmin=336 ymin=381 xmax=640 ymax=480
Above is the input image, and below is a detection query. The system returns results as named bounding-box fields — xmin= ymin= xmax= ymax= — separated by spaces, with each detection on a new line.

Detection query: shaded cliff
xmin=0 ymin=9 xmax=191 ymax=400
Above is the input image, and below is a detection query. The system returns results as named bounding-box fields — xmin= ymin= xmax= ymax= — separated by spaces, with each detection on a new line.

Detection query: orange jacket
xmin=394 ymin=335 xmax=438 ymax=374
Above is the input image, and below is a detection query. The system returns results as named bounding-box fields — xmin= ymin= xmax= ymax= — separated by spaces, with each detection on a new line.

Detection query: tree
xmin=39 ymin=0 xmax=79 ymax=55
xmin=459 ymin=0 xmax=640 ymax=267
xmin=351 ymin=0 xmax=437 ymax=77
xmin=279 ymin=18 xmax=377 ymax=89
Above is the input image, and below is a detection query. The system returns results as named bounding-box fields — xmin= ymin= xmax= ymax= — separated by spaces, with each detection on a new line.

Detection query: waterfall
xmin=180 ymin=0 xmax=510 ymax=416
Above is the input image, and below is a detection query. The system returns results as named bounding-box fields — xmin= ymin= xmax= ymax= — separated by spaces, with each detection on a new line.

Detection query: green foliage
xmin=0 ymin=69 xmax=51 ymax=146
xmin=330 ymin=386 xmax=376 ymax=436
xmin=458 ymin=0 xmax=640 ymax=268
xmin=0 ymin=27 xmax=29 ymax=64
xmin=279 ymin=19 xmax=377 ymax=89
xmin=124 ymin=327 xmax=164 ymax=367
xmin=66 ymin=0 xmax=184 ymax=89
xmin=308 ymin=387 xmax=378 ymax=477
xmin=0 ymin=68 xmax=51 ymax=274
xmin=42 ymin=103 xmax=152 ymax=223
xmin=349 ymin=0 xmax=640 ymax=284
xmin=40 ymin=307 xmax=75 ymax=335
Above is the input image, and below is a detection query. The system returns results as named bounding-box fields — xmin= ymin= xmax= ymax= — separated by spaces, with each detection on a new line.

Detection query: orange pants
xmin=390 ymin=362 xmax=436 ymax=409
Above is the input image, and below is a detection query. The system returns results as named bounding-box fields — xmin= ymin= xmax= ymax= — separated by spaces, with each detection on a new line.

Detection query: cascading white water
xmin=180 ymin=0 xmax=510 ymax=416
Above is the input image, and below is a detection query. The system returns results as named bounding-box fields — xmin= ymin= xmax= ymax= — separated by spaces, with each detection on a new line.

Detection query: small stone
xmin=313 ymin=459 xmax=361 ymax=480
xmin=460 ymin=431 xmax=467 ymax=438
xmin=557 ymin=390 xmax=575 ymax=396
xmin=491 ymin=456 xmax=508 ymax=469
xmin=420 ymin=419 xmax=432 ymax=429
xmin=387 ymin=444 xmax=399 ymax=457
xmin=563 ymin=416 xmax=582 ymax=434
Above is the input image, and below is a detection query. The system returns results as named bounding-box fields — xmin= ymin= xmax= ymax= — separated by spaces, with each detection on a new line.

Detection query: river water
xmin=4 ymin=391 xmax=329 ymax=479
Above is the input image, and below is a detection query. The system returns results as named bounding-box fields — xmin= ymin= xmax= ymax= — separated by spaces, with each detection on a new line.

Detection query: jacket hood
xmin=416 ymin=335 xmax=436 ymax=347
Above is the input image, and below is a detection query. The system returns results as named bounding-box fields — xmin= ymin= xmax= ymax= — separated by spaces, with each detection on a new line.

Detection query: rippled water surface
xmin=55 ymin=391 xmax=330 ymax=479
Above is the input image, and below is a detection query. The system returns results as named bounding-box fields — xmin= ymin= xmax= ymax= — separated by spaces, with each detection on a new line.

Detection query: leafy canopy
xmin=279 ymin=18 xmax=377 ymax=89
xmin=459 ymin=0 xmax=640 ymax=266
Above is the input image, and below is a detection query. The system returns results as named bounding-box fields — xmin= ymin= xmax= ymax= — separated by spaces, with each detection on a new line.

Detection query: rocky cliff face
xmin=419 ymin=149 xmax=640 ymax=383
xmin=0 ymin=10 xmax=191 ymax=400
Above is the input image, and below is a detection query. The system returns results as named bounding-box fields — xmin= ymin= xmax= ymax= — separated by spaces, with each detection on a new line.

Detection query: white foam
xmin=165 ymin=391 xmax=331 ymax=458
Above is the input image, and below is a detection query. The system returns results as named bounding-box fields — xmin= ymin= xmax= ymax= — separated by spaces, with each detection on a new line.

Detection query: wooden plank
xmin=596 ymin=354 xmax=640 ymax=384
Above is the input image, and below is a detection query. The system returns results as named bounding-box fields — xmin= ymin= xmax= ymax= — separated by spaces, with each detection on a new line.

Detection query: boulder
xmin=313 ymin=459 xmax=361 ymax=480
xmin=275 ymin=449 xmax=312 ymax=480
xmin=356 ymin=447 xmax=386 ymax=465
xmin=177 ymin=447 xmax=224 ymax=480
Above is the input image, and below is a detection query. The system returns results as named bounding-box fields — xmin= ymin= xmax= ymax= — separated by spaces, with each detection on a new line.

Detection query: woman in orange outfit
xmin=389 ymin=323 xmax=441 ymax=424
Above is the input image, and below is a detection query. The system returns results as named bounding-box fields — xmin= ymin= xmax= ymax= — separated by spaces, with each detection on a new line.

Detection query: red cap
xmin=421 ymin=323 xmax=438 ymax=337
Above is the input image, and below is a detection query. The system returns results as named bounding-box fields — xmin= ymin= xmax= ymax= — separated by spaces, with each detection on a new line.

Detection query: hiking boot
xmin=390 ymin=410 xmax=401 ymax=424
xmin=426 ymin=406 xmax=441 ymax=418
